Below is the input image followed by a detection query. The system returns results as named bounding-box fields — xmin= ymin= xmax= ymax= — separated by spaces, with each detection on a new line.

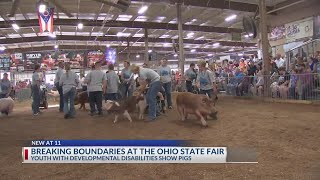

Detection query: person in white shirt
xmin=80 ymin=74 xmax=87 ymax=91
xmin=54 ymin=62 xmax=65 ymax=112
xmin=275 ymin=54 xmax=285 ymax=68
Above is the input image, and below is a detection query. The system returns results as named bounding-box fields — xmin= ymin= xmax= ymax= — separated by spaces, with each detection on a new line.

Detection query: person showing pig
xmin=196 ymin=60 xmax=215 ymax=99
xmin=105 ymin=64 xmax=120 ymax=101
xmin=130 ymin=64 xmax=161 ymax=122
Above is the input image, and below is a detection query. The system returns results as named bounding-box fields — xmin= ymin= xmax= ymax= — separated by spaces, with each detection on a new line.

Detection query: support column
xmin=144 ymin=28 xmax=149 ymax=65
xmin=259 ymin=0 xmax=271 ymax=96
xmin=177 ymin=3 xmax=185 ymax=74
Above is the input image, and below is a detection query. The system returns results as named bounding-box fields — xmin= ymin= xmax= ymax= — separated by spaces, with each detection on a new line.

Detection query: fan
xmin=243 ymin=16 xmax=257 ymax=38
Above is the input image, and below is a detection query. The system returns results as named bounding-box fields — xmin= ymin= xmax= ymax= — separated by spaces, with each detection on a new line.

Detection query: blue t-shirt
xmin=157 ymin=66 xmax=171 ymax=83
xmin=196 ymin=70 xmax=213 ymax=90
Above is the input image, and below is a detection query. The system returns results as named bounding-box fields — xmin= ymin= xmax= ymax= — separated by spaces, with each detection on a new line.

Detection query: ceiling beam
xmin=8 ymin=0 xmax=20 ymax=17
xmin=0 ymin=35 xmax=256 ymax=47
xmin=132 ymin=0 xmax=268 ymax=13
xmin=48 ymin=0 xmax=74 ymax=18
xmin=0 ymin=19 xmax=243 ymax=33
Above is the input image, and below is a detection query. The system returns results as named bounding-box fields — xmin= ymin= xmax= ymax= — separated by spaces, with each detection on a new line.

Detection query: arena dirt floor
xmin=0 ymin=95 xmax=320 ymax=180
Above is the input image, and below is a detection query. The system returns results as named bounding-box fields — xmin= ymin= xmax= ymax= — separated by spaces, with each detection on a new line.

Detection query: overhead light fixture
xmin=148 ymin=50 xmax=152 ymax=53
xmin=12 ymin=23 xmax=20 ymax=30
xmin=174 ymin=54 xmax=178 ymax=57
xmin=244 ymin=34 xmax=249 ymax=38
xmin=54 ymin=45 xmax=59 ymax=49
xmin=0 ymin=46 xmax=6 ymax=51
xmin=106 ymin=44 xmax=110 ymax=48
xmin=228 ymin=49 xmax=234 ymax=52
xmin=213 ymin=43 xmax=220 ymax=47
xmin=190 ymin=49 xmax=196 ymax=53
xmin=38 ymin=4 xmax=46 ymax=13
xmin=208 ymin=54 xmax=213 ymax=57
xmin=238 ymin=53 xmax=244 ymax=56
xmin=138 ymin=6 xmax=148 ymax=14
xmin=117 ymin=32 xmax=131 ymax=37
xmin=187 ymin=32 xmax=194 ymax=37
xmin=77 ymin=23 xmax=83 ymax=30
xmin=191 ymin=19 xmax=197 ymax=22
xmin=249 ymin=33 xmax=254 ymax=37
xmin=225 ymin=14 xmax=237 ymax=22
xmin=136 ymin=54 xmax=140 ymax=58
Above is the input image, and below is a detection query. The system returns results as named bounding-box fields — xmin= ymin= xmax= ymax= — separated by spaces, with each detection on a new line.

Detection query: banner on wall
xmin=0 ymin=53 xmax=11 ymax=70
xmin=105 ymin=48 xmax=117 ymax=64
xmin=10 ymin=53 xmax=24 ymax=71
xmin=269 ymin=25 xmax=286 ymax=41
xmin=314 ymin=16 xmax=320 ymax=38
xmin=285 ymin=17 xmax=313 ymax=43
xmin=87 ymin=50 xmax=105 ymax=67
xmin=24 ymin=52 xmax=42 ymax=70
xmin=38 ymin=7 xmax=54 ymax=34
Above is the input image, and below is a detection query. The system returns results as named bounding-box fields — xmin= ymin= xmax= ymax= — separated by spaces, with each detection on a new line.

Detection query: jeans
xmin=163 ymin=82 xmax=172 ymax=107
xmin=105 ymin=93 xmax=118 ymax=101
xmin=146 ymin=81 xmax=161 ymax=120
xmin=89 ymin=91 xmax=103 ymax=114
xmin=121 ymin=83 xmax=132 ymax=99
xmin=63 ymin=87 xmax=76 ymax=117
xmin=186 ymin=81 xmax=193 ymax=93
xmin=31 ymin=85 xmax=40 ymax=114
xmin=55 ymin=82 xmax=64 ymax=112
xmin=200 ymin=89 xmax=213 ymax=98
xmin=82 ymin=86 xmax=87 ymax=91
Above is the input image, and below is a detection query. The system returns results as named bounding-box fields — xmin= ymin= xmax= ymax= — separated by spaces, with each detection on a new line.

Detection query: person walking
xmin=85 ymin=61 xmax=107 ymax=116
xmin=120 ymin=60 xmax=133 ymax=99
xmin=31 ymin=64 xmax=42 ymax=116
xmin=0 ymin=73 xmax=12 ymax=98
xmin=157 ymin=58 xmax=173 ymax=109
xmin=54 ymin=61 xmax=64 ymax=112
xmin=131 ymin=64 xmax=161 ymax=122
xmin=184 ymin=63 xmax=197 ymax=93
xmin=196 ymin=60 xmax=215 ymax=98
xmin=59 ymin=63 xmax=79 ymax=119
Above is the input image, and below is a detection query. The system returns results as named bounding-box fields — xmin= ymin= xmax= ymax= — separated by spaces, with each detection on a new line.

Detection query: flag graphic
xmin=38 ymin=8 xmax=54 ymax=33
xmin=24 ymin=149 xmax=28 ymax=160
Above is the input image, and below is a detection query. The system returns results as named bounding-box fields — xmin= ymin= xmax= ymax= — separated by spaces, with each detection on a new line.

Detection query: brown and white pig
xmin=176 ymin=92 xmax=218 ymax=127
xmin=74 ymin=91 xmax=89 ymax=110
xmin=0 ymin=97 xmax=14 ymax=116
xmin=104 ymin=100 xmax=133 ymax=123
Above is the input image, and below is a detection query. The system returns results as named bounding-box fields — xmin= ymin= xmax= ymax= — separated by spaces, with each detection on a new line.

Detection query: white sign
xmin=285 ymin=17 xmax=313 ymax=43
xmin=14 ymin=53 xmax=22 ymax=59
xmin=26 ymin=53 xmax=42 ymax=59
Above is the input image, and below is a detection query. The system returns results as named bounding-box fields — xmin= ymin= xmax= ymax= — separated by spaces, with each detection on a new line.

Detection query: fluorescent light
xmin=106 ymin=44 xmax=110 ymax=48
xmin=187 ymin=32 xmax=194 ymax=37
xmin=208 ymin=54 xmax=213 ymax=57
xmin=49 ymin=33 xmax=56 ymax=38
xmin=0 ymin=46 xmax=6 ymax=51
xmin=213 ymin=43 xmax=220 ymax=47
xmin=228 ymin=49 xmax=234 ymax=52
xmin=54 ymin=45 xmax=59 ymax=49
xmin=117 ymin=32 xmax=131 ymax=37
xmin=78 ymin=23 xmax=83 ymax=30
xmin=164 ymin=43 xmax=171 ymax=47
xmin=38 ymin=4 xmax=46 ymax=13
xmin=249 ymin=33 xmax=254 ymax=37
xmin=12 ymin=23 xmax=20 ymax=30
xmin=133 ymin=33 xmax=144 ymax=37
xmin=225 ymin=14 xmax=237 ymax=22
xmin=174 ymin=54 xmax=178 ymax=57
xmin=138 ymin=6 xmax=148 ymax=14
xmin=148 ymin=50 xmax=152 ymax=53
xmin=195 ymin=36 xmax=204 ymax=40
xmin=118 ymin=15 xmax=132 ymax=18
xmin=238 ymin=53 xmax=244 ymax=56
xmin=136 ymin=54 xmax=140 ymax=58
xmin=191 ymin=19 xmax=197 ymax=22
xmin=190 ymin=49 xmax=196 ymax=53
xmin=244 ymin=34 xmax=249 ymax=38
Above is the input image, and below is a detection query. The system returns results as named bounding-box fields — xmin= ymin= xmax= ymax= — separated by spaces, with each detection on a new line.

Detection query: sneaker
xmin=168 ymin=106 xmax=172 ymax=109
xmin=33 ymin=112 xmax=40 ymax=116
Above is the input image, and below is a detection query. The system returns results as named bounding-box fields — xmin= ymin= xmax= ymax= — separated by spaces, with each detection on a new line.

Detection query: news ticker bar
xmin=30 ymin=140 xmax=187 ymax=147
xmin=22 ymin=147 xmax=258 ymax=163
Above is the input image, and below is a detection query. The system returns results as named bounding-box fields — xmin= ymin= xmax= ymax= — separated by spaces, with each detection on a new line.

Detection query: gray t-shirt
xmin=157 ymin=66 xmax=171 ymax=83
xmin=196 ymin=70 xmax=214 ymax=90
xmin=85 ymin=70 xmax=107 ymax=92
xmin=0 ymin=79 xmax=11 ymax=95
xmin=59 ymin=71 xmax=79 ymax=94
xmin=54 ymin=67 xmax=64 ymax=84
xmin=122 ymin=68 xmax=132 ymax=82
xmin=106 ymin=71 xmax=120 ymax=94
xmin=185 ymin=68 xmax=197 ymax=82
xmin=32 ymin=72 xmax=40 ymax=86
xmin=139 ymin=67 xmax=160 ymax=84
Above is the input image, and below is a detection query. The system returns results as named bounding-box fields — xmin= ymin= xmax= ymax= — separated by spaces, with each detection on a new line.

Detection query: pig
xmin=136 ymin=94 xmax=147 ymax=120
xmin=104 ymin=100 xmax=133 ymax=123
xmin=74 ymin=91 xmax=89 ymax=110
xmin=176 ymin=92 xmax=218 ymax=127
xmin=0 ymin=97 xmax=14 ymax=115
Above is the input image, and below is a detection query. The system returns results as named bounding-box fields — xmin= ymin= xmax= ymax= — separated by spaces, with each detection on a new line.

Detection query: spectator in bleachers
xmin=185 ymin=63 xmax=197 ymax=93
xmin=196 ymin=60 xmax=215 ymax=98
xmin=253 ymin=70 xmax=264 ymax=96
xmin=278 ymin=67 xmax=291 ymax=99
xmin=157 ymin=59 xmax=172 ymax=109
xmin=106 ymin=64 xmax=120 ymax=101
xmin=289 ymin=68 xmax=298 ymax=99
xmin=226 ymin=73 xmax=237 ymax=95
xmin=0 ymin=73 xmax=11 ymax=99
